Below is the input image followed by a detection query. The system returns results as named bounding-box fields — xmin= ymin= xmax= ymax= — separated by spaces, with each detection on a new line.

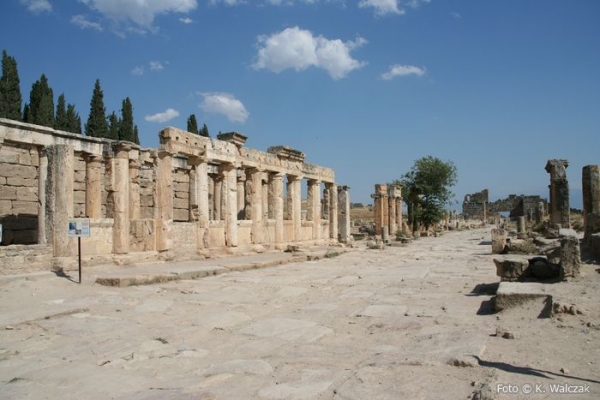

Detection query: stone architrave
xmin=221 ymin=163 xmax=238 ymax=247
xmin=113 ymin=143 xmax=132 ymax=255
xmin=328 ymin=183 xmax=338 ymax=242
xmin=582 ymin=165 xmax=600 ymax=242
xmin=84 ymin=154 xmax=103 ymax=219
xmin=37 ymin=147 xmax=48 ymax=244
xmin=156 ymin=150 xmax=173 ymax=252
xmin=338 ymin=185 xmax=351 ymax=243
xmin=46 ymin=145 xmax=74 ymax=257
xmin=545 ymin=159 xmax=570 ymax=228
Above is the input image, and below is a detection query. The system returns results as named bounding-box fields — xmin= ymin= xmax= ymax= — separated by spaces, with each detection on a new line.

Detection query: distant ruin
xmin=0 ymin=118 xmax=351 ymax=275
xmin=462 ymin=189 xmax=547 ymax=223
xmin=371 ymin=183 xmax=403 ymax=240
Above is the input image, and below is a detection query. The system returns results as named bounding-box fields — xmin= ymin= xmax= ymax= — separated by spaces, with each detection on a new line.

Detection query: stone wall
xmin=462 ymin=189 xmax=488 ymax=221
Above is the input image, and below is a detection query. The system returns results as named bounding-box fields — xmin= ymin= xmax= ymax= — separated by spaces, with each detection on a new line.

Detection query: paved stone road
xmin=1 ymin=228 xmax=599 ymax=399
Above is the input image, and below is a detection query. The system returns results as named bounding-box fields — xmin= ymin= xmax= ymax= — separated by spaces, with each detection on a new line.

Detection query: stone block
xmin=494 ymin=282 xmax=553 ymax=316
xmin=19 ymin=149 xmax=32 ymax=165
xmin=174 ymin=182 xmax=189 ymax=193
xmin=74 ymin=170 xmax=86 ymax=183
xmin=74 ymin=190 xmax=86 ymax=204
xmin=140 ymin=195 xmax=154 ymax=207
xmin=13 ymin=229 xmax=37 ymax=244
xmin=559 ymin=229 xmax=581 ymax=278
xmin=0 ymin=164 xmax=37 ymax=179
xmin=173 ymin=208 xmax=189 ymax=222
xmin=11 ymin=201 xmax=38 ymax=215
xmin=6 ymin=177 xmax=36 ymax=187
xmin=491 ymin=228 xmax=507 ymax=254
xmin=29 ymin=148 xmax=39 ymax=167
xmin=16 ymin=187 xmax=38 ymax=202
xmin=0 ymin=186 xmax=17 ymax=200
xmin=174 ymin=172 xmax=189 ymax=183
xmin=130 ymin=219 xmax=155 ymax=252
xmin=173 ymin=198 xmax=188 ymax=209
xmin=493 ymin=255 xmax=530 ymax=281
xmin=73 ymin=181 xmax=86 ymax=191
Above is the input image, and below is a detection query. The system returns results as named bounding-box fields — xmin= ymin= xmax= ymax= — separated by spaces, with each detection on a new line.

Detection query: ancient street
xmin=1 ymin=228 xmax=599 ymax=399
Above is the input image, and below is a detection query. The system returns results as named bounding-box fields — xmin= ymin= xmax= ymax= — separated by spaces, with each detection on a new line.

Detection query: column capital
xmin=187 ymin=155 xmax=205 ymax=166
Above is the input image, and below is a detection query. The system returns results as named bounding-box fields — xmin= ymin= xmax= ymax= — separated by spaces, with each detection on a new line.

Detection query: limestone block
xmin=491 ymin=228 xmax=507 ymax=254
xmin=29 ymin=148 xmax=39 ymax=167
xmin=559 ymin=229 xmax=581 ymax=278
xmin=173 ymin=198 xmax=188 ymax=209
xmin=130 ymin=219 xmax=155 ymax=252
xmin=493 ymin=255 xmax=530 ymax=281
xmin=6 ymin=177 xmax=36 ymax=187
xmin=0 ymin=200 xmax=11 ymax=214
xmin=73 ymin=181 xmax=86 ymax=191
xmin=0 ymin=164 xmax=37 ymax=179
xmin=74 ymin=170 xmax=86 ymax=183
xmin=16 ymin=187 xmax=37 ymax=202
xmin=173 ymin=208 xmax=189 ymax=221
xmin=140 ymin=195 xmax=154 ymax=207
xmin=0 ymin=149 xmax=19 ymax=164
xmin=174 ymin=182 xmax=189 ymax=193
xmin=0 ymin=177 xmax=5 ymax=185
xmin=74 ymin=204 xmax=86 ymax=217
xmin=174 ymin=190 xmax=188 ymax=199
xmin=0 ymin=187 xmax=17 ymax=200
xmin=12 ymin=201 xmax=37 ymax=214
xmin=19 ymin=149 xmax=32 ymax=165
xmin=174 ymin=172 xmax=189 ymax=183
xmin=74 ymin=190 xmax=86 ymax=204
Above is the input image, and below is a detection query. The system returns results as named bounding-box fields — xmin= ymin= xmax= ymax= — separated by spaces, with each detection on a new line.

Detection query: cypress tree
xmin=66 ymin=104 xmax=82 ymax=134
xmin=27 ymin=74 xmax=54 ymax=127
xmin=200 ymin=123 xmax=209 ymax=137
xmin=0 ymin=50 xmax=22 ymax=120
xmin=55 ymin=93 xmax=68 ymax=131
xmin=187 ymin=114 xmax=199 ymax=134
xmin=133 ymin=125 xmax=140 ymax=145
xmin=85 ymin=79 xmax=108 ymax=137
xmin=22 ymin=103 xmax=29 ymax=122
xmin=118 ymin=97 xmax=134 ymax=142
xmin=107 ymin=111 xmax=119 ymax=140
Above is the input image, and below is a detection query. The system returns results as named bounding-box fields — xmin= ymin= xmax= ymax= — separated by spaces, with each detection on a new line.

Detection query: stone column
xmin=237 ymin=169 xmax=246 ymax=220
xmin=84 ymin=154 xmax=103 ymax=219
xmin=248 ymin=168 xmax=264 ymax=244
xmin=322 ymin=185 xmax=330 ymax=220
xmin=214 ymin=175 xmax=222 ymax=221
xmin=372 ymin=184 xmax=389 ymax=239
xmin=308 ymin=179 xmax=321 ymax=240
xmin=46 ymin=145 xmax=74 ymax=258
xmin=129 ymin=159 xmax=141 ymax=220
xmin=328 ymin=183 xmax=338 ymax=241
xmin=37 ymin=147 xmax=48 ymax=245
xmin=156 ymin=150 xmax=173 ymax=252
xmin=190 ymin=157 xmax=210 ymax=249
xmin=208 ymin=175 xmax=215 ymax=220
xmin=271 ymin=173 xmax=284 ymax=244
xmin=545 ymin=159 xmax=570 ymax=228
xmin=112 ymin=144 xmax=131 ymax=255
xmin=517 ymin=216 xmax=526 ymax=234
xmin=338 ymin=185 xmax=351 ymax=243
xmin=559 ymin=228 xmax=581 ymax=278
xmin=222 ymin=163 xmax=238 ymax=247
xmin=288 ymin=175 xmax=302 ymax=242
xmin=395 ymin=196 xmax=403 ymax=233
xmin=388 ymin=194 xmax=397 ymax=237
xmin=582 ymin=165 xmax=600 ymax=242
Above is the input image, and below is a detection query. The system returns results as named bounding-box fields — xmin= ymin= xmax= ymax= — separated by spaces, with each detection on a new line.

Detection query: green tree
xmin=118 ymin=97 xmax=135 ymax=142
xmin=200 ymin=123 xmax=209 ymax=137
xmin=400 ymin=156 xmax=457 ymax=231
xmin=107 ymin=111 xmax=119 ymax=140
xmin=55 ymin=93 xmax=68 ymax=131
xmin=85 ymin=79 xmax=108 ymax=137
xmin=187 ymin=114 xmax=199 ymax=134
xmin=0 ymin=50 xmax=22 ymax=120
xmin=133 ymin=124 xmax=139 ymax=144
xmin=27 ymin=74 xmax=54 ymax=127
xmin=65 ymin=104 xmax=82 ymax=134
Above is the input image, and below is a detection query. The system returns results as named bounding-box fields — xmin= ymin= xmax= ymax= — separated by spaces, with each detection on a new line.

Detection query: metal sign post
xmin=68 ymin=219 xmax=90 ymax=284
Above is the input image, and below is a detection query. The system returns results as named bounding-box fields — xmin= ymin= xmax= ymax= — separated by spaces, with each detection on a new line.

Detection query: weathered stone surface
xmin=495 ymin=282 xmax=553 ymax=316
xmin=559 ymin=228 xmax=581 ymax=278
xmin=493 ymin=255 xmax=530 ymax=281
xmin=491 ymin=228 xmax=507 ymax=254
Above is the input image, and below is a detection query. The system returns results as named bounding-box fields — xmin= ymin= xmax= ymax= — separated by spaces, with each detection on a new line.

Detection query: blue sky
xmin=1 ymin=0 xmax=599 ymax=209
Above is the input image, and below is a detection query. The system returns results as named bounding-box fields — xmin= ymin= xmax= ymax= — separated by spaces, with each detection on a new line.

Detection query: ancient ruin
xmin=462 ymin=189 xmax=547 ymax=223
xmin=371 ymin=183 xmax=403 ymax=241
xmin=462 ymin=189 xmax=488 ymax=221
xmin=582 ymin=165 xmax=600 ymax=257
xmin=545 ymin=159 xmax=570 ymax=228
xmin=0 ymin=118 xmax=351 ymax=275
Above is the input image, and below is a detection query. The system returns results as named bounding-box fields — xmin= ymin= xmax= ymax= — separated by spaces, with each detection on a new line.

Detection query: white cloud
xmin=20 ymin=0 xmax=52 ymax=13
xmin=209 ymin=0 xmax=246 ymax=5
xmin=179 ymin=17 xmax=194 ymax=24
xmin=358 ymin=0 xmax=430 ymax=16
xmin=253 ymin=27 xmax=367 ymax=80
xmin=381 ymin=64 xmax=425 ymax=80
xmin=149 ymin=61 xmax=164 ymax=71
xmin=78 ymin=0 xmax=197 ymax=31
xmin=71 ymin=15 xmax=103 ymax=31
xmin=451 ymin=12 xmax=461 ymax=19
xmin=145 ymin=108 xmax=180 ymax=123
xmin=200 ymin=92 xmax=249 ymax=123
xmin=131 ymin=66 xmax=144 ymax=76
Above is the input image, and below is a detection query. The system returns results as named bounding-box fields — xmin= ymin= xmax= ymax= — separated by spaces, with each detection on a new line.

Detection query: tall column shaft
xmin=113 ymin=145 xmax=131 ymax=254
xmin=272 ymin=173 xmax=284 ymax=244
xmin=85 ymin=154 xmax=103 ymax=219
xmin=37 ymin=148 xmax=48 ymax=245
xmin=129 ymin=159 xmax=141 ymax=220
xmin=338 ymin=186 xmax=351 ymax=243
xmin=308 ymin=180 xmax=321 ymax=240
xmin=156 ymin=150 xmax=173 ymax=252
xmin=46 ymin=145 xmax=74 ymax=257
xmin=329 ymin=183 xmax=338 ymax=241
xmin=249 ymin=169 xmax=264 ymax=244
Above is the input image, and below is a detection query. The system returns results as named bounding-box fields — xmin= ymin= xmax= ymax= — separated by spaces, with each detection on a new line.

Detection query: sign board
xmin=68 ymin=218 xmax=91 ymax=238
